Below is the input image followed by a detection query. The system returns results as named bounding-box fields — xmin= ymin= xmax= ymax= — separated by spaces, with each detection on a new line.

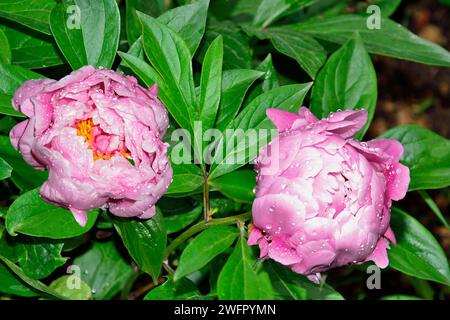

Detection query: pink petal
xmin=13 ymin=79 xmax=54 ymax=116
xmin=139 ymin=205 xmax=156 ymax=219
xmin=70 ymin=208 xmax=88 ymax=227
xmin=297 ymin=106 xmax=318 ymax=123
xmin=266 ymin=108 xmax=300 ymax=132
xmin=324 ymin=109 xmax=368 ymax=139
xmin=306 ymin=273 xmax=321 ymax=284
xmin=44 ymin=66 xmax=96 ymax=92
xmin=384 ymin=227 xmax=397 ymax=245
xmin=9 ymin=121 xmax=28 ymax=150
xmin=387 ymin=162 xmax=410 ymax=201
xmin=148 ymin=83 xmax=158 ymax=96
xmin=368 ymin=138 xmax=404 ymax=162
xmin=365 ymin=237 xmax=390 ymax=268
xmin=248 ymin=227 xmax=263 ymax=246
xmin=268 ymin=237 xmax=302 ymax=265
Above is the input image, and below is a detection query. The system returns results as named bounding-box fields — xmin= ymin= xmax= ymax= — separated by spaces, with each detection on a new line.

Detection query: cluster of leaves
xmin=0 ymin=0 xmax=450 ymax=300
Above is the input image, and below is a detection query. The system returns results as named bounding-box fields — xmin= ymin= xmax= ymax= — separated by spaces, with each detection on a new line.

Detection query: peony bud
xmin=249 ymin=107 xmax=410 ymax=281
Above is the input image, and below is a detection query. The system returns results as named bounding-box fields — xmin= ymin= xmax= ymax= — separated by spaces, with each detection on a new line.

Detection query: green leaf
xmin=126 ymin=0 xmax=166 ymax=44
xmin=209 ymin=197 xmax=243 ymax=218
xmin=291 ymin=15 xmax=450 ymax=67
xmin=0 ymin=136 xmax=48 ymax=191
xmin=73 ymin=241 xmax=135 ymax=300
xmin=0 ymin=60 xmax=44 ymax=95
xmin=0 ymin=208 xmax=7 ymax=219
xmin=17 ymin=238 xmax=67 ymax=279
xmin=49 ymin=275 xmax=92 ymax=300
xmin=265 ymin=260 xmax=344 ymax=300
xmin=409 ymin=277 xmax=434 ymax=300
xmin=200 ymin=21 xmax=252 ymax=70
xmin=236 ymin=83 xmax=311 ymax=131
xmin=0 ymin=116 xmax=17 ymax=134
xmin=117 ymin=51 xmax=165 ymax=94
xmin=210 ymin=83 xmax=312 ymax=179
xmin=49 ymin=1 xmax=86 ymax=70
xmin=144 ymin=277 xmax=202 ymax=300
xmin=311 ymin=33 xmax=377 ymax=139
xmin=0 ymin=24 xmax=64 ymax=69
xmin=253 ymin=0 xmax=316 ymax=28
xmin=165 ymin=205 xmax=202 ymax=235
xmin=389 ymin=207 xmax=450 ymax=286
xmin=255 ymin=54 xmax=280 ymax=93
xmin=209 ymin=169 xmax=256 ymax=203
xmin=208 ymin=253 xmax=229 ymax=294
xmin=0 ymin=224 xmax=17 ymax=261
xmin=0 ymin=94 xmax=26 ymax=117
xmin=113 ymin=210 xmax=166 ymax=281
xmin=50 ymin=0 xmax=120 ymax=69
xmin=217 ymin=236 xmax=274 ymax=300
xmin=418 ymin=190 xmax=449 ymax=229
xmin=199 ymin=36 xmax=223 ymax=131
xmin=138 ymin=12 xmax=196 ymax=131
xmin=157 ymin=0 xmax=209 ymax=55
xmin=0 ymin=255 xmax=66 ymax=299
xmin=6 ymin=188 xmax=99 ymax=239
xmin=0 ymin=156 xmax=12 ymax=180
xmin=120 ymin=43 xmax=195 ymax=143
xmin=360 ymin=0 xmax=401 ymax=17
xmin=209 ymin=0 xmax=261 ymax=22
xmin=264 ymin=261 xmax=306 ymax=300
xmin=215 ymin=69 xmax=264 ymax=131
xmin=0 ymin=28 xmax=11 ymax=64
xmin=0 ymin=0 xmax=55 ymax=35
xmin=174 ymin=225 xmax=238 ymax=280
xmin=243 ymin=54 xmax=280 ymax=108
xmin=0 ymin=260 xmax=38 ymax=297
xmin=380 ymin=295 xmax=422 ymax=300
xmin=268 ymin=28 xmax=326 ymax=79
xmin=61 ymin=235 xmax=86 ymax=252
xmin=166 ymin=163 xmax=204 ymax=195
xmin=381 ymin=125 xmax=450 ymax=190
xmin=118 ymin=37 xmax=144 ymax=71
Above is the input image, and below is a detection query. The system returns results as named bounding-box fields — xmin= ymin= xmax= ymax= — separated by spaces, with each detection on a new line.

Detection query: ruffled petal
xmin=266 ymin=108 xmax=301 ymax=132
xmin=321 ymin=109 xmax=368 ymax=139
xmin=387 ymin=162 xmax=410 ymax=201
xmin=365 ymin=237 xmax=390 ymax=268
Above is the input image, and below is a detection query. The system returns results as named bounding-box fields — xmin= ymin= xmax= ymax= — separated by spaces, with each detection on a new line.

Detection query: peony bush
xmin=0 ymin=0 xmax=449 ymax=301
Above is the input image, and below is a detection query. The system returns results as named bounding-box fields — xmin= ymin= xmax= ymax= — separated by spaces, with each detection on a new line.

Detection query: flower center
xmin=75 ymin=118 xmax=131 ymax=161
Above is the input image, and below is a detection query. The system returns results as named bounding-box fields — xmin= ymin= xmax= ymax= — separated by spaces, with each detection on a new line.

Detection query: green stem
xmin=164 ymin=212 xmax=252 ymax=258
xmin=203 ymin=172 xmax=210 ymax=222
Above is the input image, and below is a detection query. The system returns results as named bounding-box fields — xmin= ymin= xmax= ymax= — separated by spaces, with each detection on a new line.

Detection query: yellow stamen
xmin=75 ymin=118 xmax=130 ymax=161
xmin=76 ymin=118 xmax=95 ymax=146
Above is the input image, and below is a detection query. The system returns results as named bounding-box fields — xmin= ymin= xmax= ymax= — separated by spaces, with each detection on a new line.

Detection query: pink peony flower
xmin=249 ymin=107 xmax=410 ymax=281
xmin=10 ymin=66 xmax=173 ymax=226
